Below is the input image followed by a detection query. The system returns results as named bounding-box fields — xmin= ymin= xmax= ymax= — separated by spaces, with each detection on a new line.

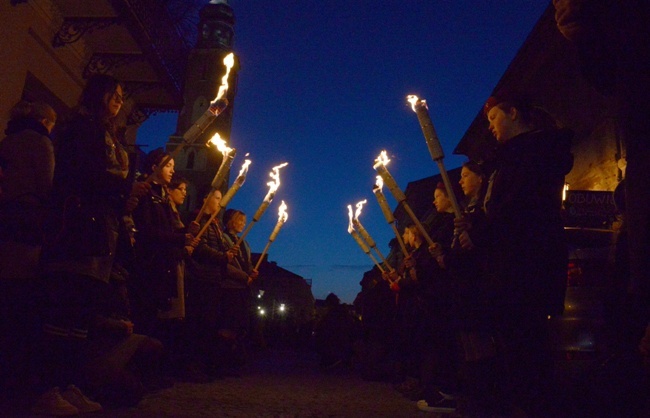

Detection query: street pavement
xmin=86 ymin=347 xmax=425 ymax=418
xmin=4 ymin=344 xmax=650 ymax=417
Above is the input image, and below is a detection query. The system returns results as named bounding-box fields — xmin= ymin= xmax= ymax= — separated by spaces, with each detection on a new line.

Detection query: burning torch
xmin=254 ymin=201 xmax=289 ymax=271
xmin=373 ymin=176 xmax=409 ymax=257
xmin=373 ymin=150 xmax=436 ymax=248
xmin=347 ymin=205 xmax=386 ymax=273
xmin=193 ymin=133 xmax=237 ymax=223
xmin=406 ymin=95 xmax=462 ymax=218
xmin=147 ymin=53 xmax=235 ymax=184
xmin=352 ymin=199 xmax=394 ymax=271
xmin=235 ymin=162 xmax=288 ymax=246
xmin=195 ymin=159 xmax=251 ymax=240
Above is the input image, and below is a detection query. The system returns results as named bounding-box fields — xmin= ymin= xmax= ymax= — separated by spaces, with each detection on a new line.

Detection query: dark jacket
xmin=0 ymin=118 xmax=54 ymax=244
xmin=132 ymin=183 xmax=186 ymax=304
xmin=190 ymin=215 xmax=230 ymax=284
xmin=220 ymin=231 xmax=252 ymax=289
xmin=43 ymin=114 xmax=130 ymax=282
xmin=474 ymin=127 xmax=574 ymax=316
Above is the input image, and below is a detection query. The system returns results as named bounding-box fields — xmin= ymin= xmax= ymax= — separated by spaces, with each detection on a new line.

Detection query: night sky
xmin=137 ymin=1 xmax=550 ymax=303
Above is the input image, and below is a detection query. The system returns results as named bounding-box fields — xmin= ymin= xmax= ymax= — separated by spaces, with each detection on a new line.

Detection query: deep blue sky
xmin=137 ymin=1 xmax=550 ymax=303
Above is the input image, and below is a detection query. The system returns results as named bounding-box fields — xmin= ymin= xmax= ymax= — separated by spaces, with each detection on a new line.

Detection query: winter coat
xmin=43 ymin=114 xmax=130 ymax=283
xmin=0 ymin=118 xmax=54 ymax=278
xmin=474 ymin=127 xmax=574 ymax=316
xmin=132 ymin=183 xmax=186 ymax=306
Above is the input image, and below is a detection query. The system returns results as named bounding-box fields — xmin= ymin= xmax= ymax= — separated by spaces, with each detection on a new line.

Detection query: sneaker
xmin=417 ymin=397 xmax=458 ymax=414
xmin=30 ymin=387 xmax=80 ymax=416
xmin=61 ymin=384 xmax=102 ymax=413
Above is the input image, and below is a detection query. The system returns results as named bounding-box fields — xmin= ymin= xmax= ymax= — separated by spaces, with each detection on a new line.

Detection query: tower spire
xmin=166 ymin=0 xmax=239 ymax=212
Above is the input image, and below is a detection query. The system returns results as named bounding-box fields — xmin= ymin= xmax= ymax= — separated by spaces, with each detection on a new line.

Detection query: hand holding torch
xmin=235 ymin=162 xmax=288 ymax=246
xmin=373 ymin=150 xmax=436 ymax=248
xmin=254 ymin=201 xmax=289 ymax=271
xmin=407 ymin=95 xmax=462 ymax=219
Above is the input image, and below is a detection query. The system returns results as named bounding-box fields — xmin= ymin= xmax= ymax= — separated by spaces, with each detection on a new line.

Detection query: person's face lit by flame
xmin=487 ymin=104 xmax=519 ymax=143
xmin=169 ymin=182 xmax=187 ymax=206
xmin=228 ymin=212 xmax=246 ymax=235
xmin=433 ymin=188 xmax=452 ymax=213
xmin=153 ymin=158 xmax=174 ymax=185
xmin=205 ymin=190 xmax=223 ymax=215
xmin=104 ymin=85 xmax=124 ymax=118
xmin=459 ymin=166 xmax=483 ymax=199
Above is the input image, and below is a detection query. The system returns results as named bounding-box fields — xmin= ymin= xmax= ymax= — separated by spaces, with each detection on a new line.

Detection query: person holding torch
xmin=130 ymin=149 xmax=198 ymax=338
xmin=454 ymin=91 xmax=573 ymax=416
xmin=215 ymin=208 xmax=259 ymax=374
xmin=412 ymin=183 xmax=460 ymax=414
xmin=184 ymin=188 xmax=235 ymax=380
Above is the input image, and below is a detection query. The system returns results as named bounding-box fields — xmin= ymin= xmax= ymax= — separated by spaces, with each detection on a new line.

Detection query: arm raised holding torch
xmin=235 ymin=162 xmax=289 ymax=246
xmin=254 ymin=200 xmax=289 ymax=271
xmin=373 ymin=150 xmax=437 ymax=248
xmin=406 ymin=95 xmax=462 ymax=219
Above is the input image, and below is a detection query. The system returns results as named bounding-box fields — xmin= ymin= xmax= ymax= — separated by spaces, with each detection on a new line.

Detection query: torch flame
xmin=278 ymin=200 xmax=288 ymax=222
xmin=263 ymin=162 xmax=289 ymax=202
xmin=354 ymin=199 xmax=367 ymax=221
xmin=374 ymin=175 xmax=384 ymax=190
xmin=207 ymin=132 xmax=233 ymax=153
xmin=238 ymin=159 xmax=252 ymax=178
xmin=373 ymin=150 xmax=390 ymax=169
xmin=211 ymin=52 xmax=235 ymax=105
xmin=407 ymin=94 xmax=428 ymax=112
xmin=347 ymin=205 xmax=355 ymax=233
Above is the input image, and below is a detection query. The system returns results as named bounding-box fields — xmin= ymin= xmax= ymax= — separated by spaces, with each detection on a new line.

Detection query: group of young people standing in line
xmin=0 ymin=74 xmax=259 ymax=415
xmin=355 ymin=91 xmax=574 ymax=416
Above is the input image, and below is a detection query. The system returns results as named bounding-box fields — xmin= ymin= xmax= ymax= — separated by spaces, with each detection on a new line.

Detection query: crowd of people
xmin=352 ymin=92 xmax=576 ymax=416
xmin=2 ymin=2 xmax=650 ymax=416
xmin=0 ymin=74 xmax=260 ymax=415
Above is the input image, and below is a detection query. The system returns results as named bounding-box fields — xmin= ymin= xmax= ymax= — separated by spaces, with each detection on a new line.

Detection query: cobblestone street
xmin=94 ymin=347 xmax=424 ymax=418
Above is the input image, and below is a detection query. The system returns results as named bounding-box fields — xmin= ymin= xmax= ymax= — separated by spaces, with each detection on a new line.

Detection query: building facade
xmin=1 ymin=0 xmax=194 ymax=149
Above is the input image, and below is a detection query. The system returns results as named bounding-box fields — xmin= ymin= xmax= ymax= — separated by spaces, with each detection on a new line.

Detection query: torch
xmin=373 ymin=176 xmax=409 ymax=257
xmin=254 ymin=200 xmax=289 ymax=271
xmin=146 ymin=53 xmax=235 ymax=184
xmin=373 ymin=150 xmax=436 ymax=248
xmin=352 ymin=199 xmax=394 ymax=271
xmin=235 ymin=162 xmax=288 ymax=246
xmin=407 ymin=95 xmax=462 ymax=218
xmin=347 ymin=205 xmax=385 ymax=273
xmin=195 ymin=159 xmax=251 ymax=240
xmin=193 ymin=133 xmax=237 ymax=223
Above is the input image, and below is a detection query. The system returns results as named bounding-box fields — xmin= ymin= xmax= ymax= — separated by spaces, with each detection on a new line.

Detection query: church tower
xmin=167 ymin=0 xmax=239 ymax=212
